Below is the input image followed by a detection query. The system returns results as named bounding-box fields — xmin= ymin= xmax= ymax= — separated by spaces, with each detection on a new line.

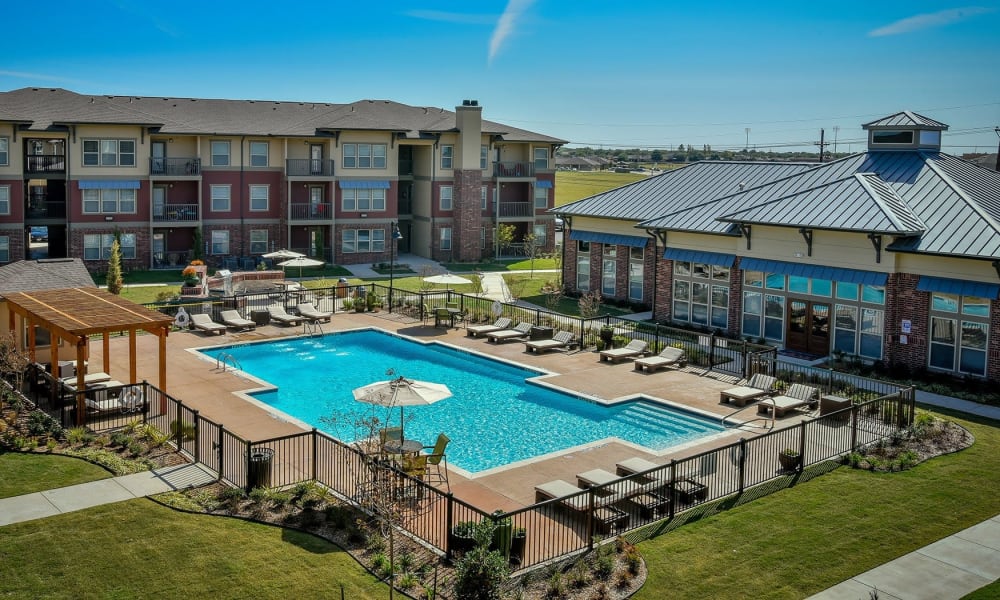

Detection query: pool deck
xmin=91 ymin=311 xmax=811 ymax=512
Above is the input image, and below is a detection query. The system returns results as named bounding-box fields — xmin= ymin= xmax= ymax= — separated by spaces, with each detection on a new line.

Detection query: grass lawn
xmin=0 ymin=499 xmax=387 ymax=599
xmin=555 ymin=170 xmax=648 ymax=206
xmin=0 ymin=452 xmax=111 ymax=499
xmin=504 ymin=273 xmax=632 ymax=317
xmin=634 ymin=410 xmax=1000 ymax=599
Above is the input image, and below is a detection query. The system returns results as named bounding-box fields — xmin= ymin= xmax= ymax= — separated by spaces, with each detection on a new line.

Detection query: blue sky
xmin=3 ymin=1 xmax=998 ymax=153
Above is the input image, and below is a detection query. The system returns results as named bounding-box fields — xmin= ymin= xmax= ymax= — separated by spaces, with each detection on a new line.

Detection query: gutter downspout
xmin=432 ymin=135 xmax=438 ymax=260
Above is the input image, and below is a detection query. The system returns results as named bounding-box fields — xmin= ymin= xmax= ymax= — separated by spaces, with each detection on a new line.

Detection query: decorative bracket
xmin=739 ymin=224 xmax=752 ymax=250
xmin=798 ymin=228 xmax=813 ymax=257
xmin=650 ymin=229 xmax=667 ymax=248
xmin=868 ymin=233 xmax=882 ymax=263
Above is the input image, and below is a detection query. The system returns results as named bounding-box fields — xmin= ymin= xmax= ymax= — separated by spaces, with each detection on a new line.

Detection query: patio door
xmin=152 ymin=186 xmax=166 ymax=218
xmin=309 ymin=186 xmax=323 ymax=217
xmin=786 ymin=299 xmax=831 ymax=355
xmin=309 ymin=144 xmax=323 ymax=174
xmin=151 ymin=141 xmax=166 ymax=174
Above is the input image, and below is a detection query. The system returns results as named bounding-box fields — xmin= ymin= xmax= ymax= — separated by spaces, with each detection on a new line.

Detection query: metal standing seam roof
xmin=862 ymin=111 xmax=948 ymax=130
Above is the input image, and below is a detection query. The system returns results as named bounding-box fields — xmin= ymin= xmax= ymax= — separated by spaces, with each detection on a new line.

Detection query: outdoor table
xmin=383 ymin=439 xmax=422 ymax=455
xmin=249 ymin=310 xmax=270 ymax=326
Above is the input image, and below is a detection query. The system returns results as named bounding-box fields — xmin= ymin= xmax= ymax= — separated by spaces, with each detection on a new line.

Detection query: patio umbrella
xmin=263 ymin=249 xmax=305 ymax=260
xmin=278 ymin=256 xmax=324 ymax=278
xmin=423 ymin=272 xmax=473 ymax=290
xmin=352 ymin=375 xmax=452 ymax=440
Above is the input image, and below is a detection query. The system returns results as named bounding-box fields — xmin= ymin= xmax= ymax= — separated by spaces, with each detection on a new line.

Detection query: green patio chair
xmin=422 ymin=433 xmax=450 ymax=491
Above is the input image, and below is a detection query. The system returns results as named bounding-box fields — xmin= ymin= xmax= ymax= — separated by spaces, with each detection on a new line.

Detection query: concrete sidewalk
xmin=0 ymin=463 xmax=216 ymax=527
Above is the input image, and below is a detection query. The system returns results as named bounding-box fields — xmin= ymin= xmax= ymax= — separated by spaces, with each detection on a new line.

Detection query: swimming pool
xmin=201 ymin=330 xmax=725 ymax=473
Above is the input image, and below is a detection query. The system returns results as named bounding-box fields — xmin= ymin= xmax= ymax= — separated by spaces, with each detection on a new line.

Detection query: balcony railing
xmin=289 ymin=203 xmax=333 ymax=220
xmin=152 ymin=203 xmax=199 ymax=222
xmin=27 ymin=201 xmax=67 ymax=219
xmin=286 ymin=159 xmax=335 ymax=177
xmin=498 ymin=201 xmax=534 ymax=218
xmin=398 ymin=158 xmax=414 ymax=176
xmin=149 ymin=157 xmax=201 ymax=176
xmin=26 ymin=155 xmax=66 ymax=174
xmin=493 ymin=161 xmax=535 ymax=178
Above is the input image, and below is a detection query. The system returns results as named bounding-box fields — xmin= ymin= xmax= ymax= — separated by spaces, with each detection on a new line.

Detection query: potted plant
xmin=181 ymin=266 xmax=200 ymax=288
xmin=599 ymin=324 xmax=614 ymax=347
xmin=449 ymin=520 xmax=478 ymax=555
xmin=778 ymin=448 xmax=801 ymax=472
xmin=341 ymin=298 xmax=354 ymax=312
xmin=509 ymin=526 xmax=526 ymax=565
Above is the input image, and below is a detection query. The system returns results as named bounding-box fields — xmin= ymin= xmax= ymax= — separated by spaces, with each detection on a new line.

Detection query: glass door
xmin=786 ymin=299 xmax=831 ymax=355
xmin=151 ymin=141 xmax=166 ymax=174
xmin=309 ymin=144 xmax=323 ymax=174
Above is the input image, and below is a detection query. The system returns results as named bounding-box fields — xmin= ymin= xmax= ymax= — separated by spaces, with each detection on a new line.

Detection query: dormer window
xmin=918 ymin=130 xmax=941 ymax=147
xmin=871 ymin=130 xmax=913 ymax=145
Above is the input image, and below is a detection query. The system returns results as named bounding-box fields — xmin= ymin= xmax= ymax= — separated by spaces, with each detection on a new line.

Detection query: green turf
xmin=962 ymin=579 xmax=1000 ymax=599
xmin=555 ymin=170 xmax=648 ymax=206
xmin=0 ymin=452 xmax=111 ymax=499
xmin=0 ymin=499 xmax=388 ymax=599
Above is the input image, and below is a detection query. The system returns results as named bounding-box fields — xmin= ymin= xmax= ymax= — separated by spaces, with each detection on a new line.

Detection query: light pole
xmin=388 ymin=222 xmax=402 ymax=312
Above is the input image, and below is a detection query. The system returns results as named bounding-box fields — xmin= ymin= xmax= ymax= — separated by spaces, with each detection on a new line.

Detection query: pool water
xmin=201 ymin=330 xmax=724 ymax=473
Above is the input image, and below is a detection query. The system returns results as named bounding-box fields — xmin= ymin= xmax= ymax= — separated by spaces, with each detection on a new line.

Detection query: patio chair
xmin=576 ymin=468 xmax=671 ymax=517
xmin=421 ymin=433 xmax=450 ymax=491
xmin=524 ymin=330 xmax=577 ymax=354
xmin=190 ymin=313 xmax=227 ymax=336
xmin=615 ymin=456 xmax=708 ymax=505
xmin=296 ymin=302 xmax=332 ymax=323
xmin=599 ymin=339 xmax=648 ymax=363
xmin=720 ymin=373 xmax=777 ymax=407
xmin=756 ymin=383 xmax=819 ymax=418
xmin=633 ymin=346 xmax=687 ymax=372
xmin=220 ymin=310 xmax=256 ymax=331
xmin=85 ymin=395 xmax=124 ymax=413
xmin=534 ymin=479 xmax=630 ymax=534
xmin=466 ymin=317 xmax=512 ymax=338
xmin=267 ymin=305 xmax=303 ymax=327
xmin=485 ymin=321 xmax=533 ymax=343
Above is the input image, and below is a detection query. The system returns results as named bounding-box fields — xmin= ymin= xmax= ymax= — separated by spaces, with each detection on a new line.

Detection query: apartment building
xmin=555 ymin=111 xmax=1000 ymax=381
xmin=0 ymin=88 xmax=565 ymax=271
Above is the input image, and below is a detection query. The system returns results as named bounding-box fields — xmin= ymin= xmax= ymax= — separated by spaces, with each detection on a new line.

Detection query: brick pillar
xmin=564 ymin=236 xmax=579 ymax=294
xmin=885 ymin=273 xmax=927 ymax=372
xmin=727 ymin=258 xmax=743 ymax=337
xmin=452 ymin=169 xmax=482 ymax=262
xmin=653 ymin=257 xmax=674 ymax=322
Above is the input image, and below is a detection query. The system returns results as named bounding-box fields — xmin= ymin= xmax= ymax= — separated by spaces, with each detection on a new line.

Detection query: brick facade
xmin=884 ymin=273 xmax=926 ymax=371
xmin=452 ymin=170 xmax=483 ymax=262
xmin=726 ymin=258 xmax=743 ymax=336
xmin=653 ymin=253 xmax=673 ymax=321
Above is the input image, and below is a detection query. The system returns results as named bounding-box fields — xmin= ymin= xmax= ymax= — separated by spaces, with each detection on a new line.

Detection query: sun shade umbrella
xmin=352 ymin=375 xmax=452 ymax=440
xmin=263 ymin=249 xmax=305 ymax=260
xmin=423 ymin=272 xmax=473 ymax=290
xmin=277 ymin=256 xmax=324 ymax=278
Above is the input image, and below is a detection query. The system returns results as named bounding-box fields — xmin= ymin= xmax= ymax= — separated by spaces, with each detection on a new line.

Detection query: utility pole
xmin=994 ymin=127 xmax=999 ymax=171
xmin=816 ymin=129 xmax=827 ymax=163
xmin=833 ymin=126 xmax=840 ymax=156
xmin=744 ymin=128 xmax=750 ymax=153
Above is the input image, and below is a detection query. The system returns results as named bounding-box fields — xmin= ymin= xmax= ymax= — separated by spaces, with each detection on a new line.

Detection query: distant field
xmin=555 ymin=170 xmax=648 ymax=206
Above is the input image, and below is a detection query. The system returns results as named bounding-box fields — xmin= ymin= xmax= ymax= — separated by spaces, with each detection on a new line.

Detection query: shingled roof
xmin=0 ymin=259 xmax=96 ymax=296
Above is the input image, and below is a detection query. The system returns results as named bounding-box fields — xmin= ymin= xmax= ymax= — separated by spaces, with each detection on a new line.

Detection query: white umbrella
xmin=352 ymin=375 xmax=452 ymax=440
xmin=423 ymin=273 xmax=473 ymax=290
xmin=278 ymin=256 xmax=325 ymax=278
xmin=263 ymin=249 xmax=305 ymax=260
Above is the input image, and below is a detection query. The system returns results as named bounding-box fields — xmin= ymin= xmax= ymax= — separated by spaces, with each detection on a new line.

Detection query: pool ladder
xmin=216 ymin=352 xmax=242 ymax=372
xmin=721 ymin=403 xmax=772 ymax=430
xmin=303 ymin=321 xmax=323 ymax=337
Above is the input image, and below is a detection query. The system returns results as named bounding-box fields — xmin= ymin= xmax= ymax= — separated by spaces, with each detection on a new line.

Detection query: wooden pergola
xmin=4 ymin=287 xmax=174 ymax=425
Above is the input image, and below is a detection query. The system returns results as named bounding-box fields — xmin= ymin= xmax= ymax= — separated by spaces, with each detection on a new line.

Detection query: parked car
xmin=30 ymin=227 xmax=48 ymax=242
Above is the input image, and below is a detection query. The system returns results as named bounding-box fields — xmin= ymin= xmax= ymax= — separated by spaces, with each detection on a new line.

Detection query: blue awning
xmin=339 ymin=180 xmax=390 ymax=189
xmin=662 ymin=248 xmax=736 ymax=268
xmin=916 ymin=276 xmax=1000 ymax=299
xmin=569 ymin=230 xmax=649 ymax=248
xmin=740 ymin=258 xmax=888 ymax=286
xmin=78 ymin=180 xmax=140 ymax=190
xmin=535 ymin=180 xmax=553 ymax=188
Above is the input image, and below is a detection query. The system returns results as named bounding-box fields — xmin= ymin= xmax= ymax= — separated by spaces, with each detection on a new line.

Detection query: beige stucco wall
xmin=897 ymin=253 xmax=998 ymax=282
xmin=0 ymin=124 xmax=21 ymax=173
xmin=73 ymin=124 xmax=148 ymax=177
xmin=571 ymin=217 xmax=648 ymax=238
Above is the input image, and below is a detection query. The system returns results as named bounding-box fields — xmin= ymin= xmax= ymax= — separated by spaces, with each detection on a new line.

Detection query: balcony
xmin=398 ymin=158 xmax=414 ymax=177
xmin=153 ymin=203 xmax=199 ymax=223
xmin=149 ymin=157 xmax=201 ymax=177
xmin=289 ymin=202 xmax=333 ymax=221
xmin=26 ymin=155 xmax=66 ymax=174
xmin=27 ymin=200 xmax=67 ymax=219
xmin=286 ymin=159 xmax=335 ymax=177
xmin=493 ymin=161 xmax=535 ymax=178
xmin=498 ymin=202 xmax=534 ymax=218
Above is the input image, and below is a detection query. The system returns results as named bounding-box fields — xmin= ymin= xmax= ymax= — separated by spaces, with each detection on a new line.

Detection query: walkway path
xmin=0 ymin=463 xmax=215 ymax=527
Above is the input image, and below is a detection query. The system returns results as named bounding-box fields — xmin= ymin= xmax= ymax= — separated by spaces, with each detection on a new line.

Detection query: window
xmin=480 ymin=227 xmax=486 ymax=250
xmin=342 ymin=229 xmax=386 ymax=253
xmin=919 ymin=130 xmax=941 ymax=147
xmin=481 ymin=186 xmax=488 ymax=210
xmin=0 ymin=137 xmax=7 ymax=165
xmin=534 ymin=186 xmax=548 ymax=209
xmin=249 ymin=230 xmax=268 ymax=254
xmin=83 ymin=233 xmax=136 ymax=260
xmin=577 ymin=241 xmax=590 ymax=291
xmin=441 ymin=145 xmax=453 ymax=169
xmin=0 ymin=236 xmax=8 ymax=262
xmin=342 ymin=143 xmax=387 ymax=169
xmin=533 ymin=224 xmax=547 ymax=248
xmin=860 ymin=308 xmax=884 ymax=359
xmin=210 ymin=185 xmax=231 ymax=212
xmin=675 ymin=262 xmax=729 ymax=328
xmin=440 ymin=227 xmax=452 ymax=251
xmin=764 ymin=295 xmax=785 ymax=340
xmin=602 ymin=246 xmax=616 ymax=296
xmin=480 ymin=145 xmax=488 ymax=169
xmin=872 ymin=130 xmax=914 ymax=145
xmin=440 ymin=186 xmax=453 ymax=210
xmin=82 ymin=139 xmax=135 ymax=167
xmin=82 ymin=189 xmax=136 ymax=214
xmin=742 ymin=291 xmax=762 ymax=338
xmin=342 ymin=230 xmax=356 ymax=254
xmin=211 ymin=230 xmax=229 ymax=255
xmin=533 ymin=147 xmax=548 ymax=170
xmin=249 ymin=185 xmax=268 ymax=211
xmin=629 ymin=247 xmax=644 ymax=301
xmin=862 ymin=285 xmax=885 ymax=305
xmin=342 ymin=188 xmax=386 ymax=212
xmin=0 ymin=186 xmax=8 ymax=214
xmin=744 ymin=270 xmax=763 ymax=288
xmin=249 ymin=142 xmax=268 ymax=167
xmin=929 ymin=293 xmax=989 ymax=376
xmin=833 ymin=305 xmax=858 ymax=354
xmin=210 ymin=141 xmax=230 ymax=166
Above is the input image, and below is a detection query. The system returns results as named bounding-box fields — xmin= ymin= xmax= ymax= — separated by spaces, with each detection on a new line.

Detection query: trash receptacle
xmin=247 ymin=448 xmax=274 ymax=489
xmin=336 ymin=277 xmax=350 ymax=298
xmin=354 ymin=285 xmax=366 ymax=299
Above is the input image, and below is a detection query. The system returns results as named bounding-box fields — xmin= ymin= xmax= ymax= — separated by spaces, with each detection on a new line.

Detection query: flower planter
xmin=778 ymin=452 xmax=801 ymax=472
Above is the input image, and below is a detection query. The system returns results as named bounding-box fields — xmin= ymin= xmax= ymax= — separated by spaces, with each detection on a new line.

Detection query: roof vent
xmin=738 ymin=182 xmax=745 ymax=191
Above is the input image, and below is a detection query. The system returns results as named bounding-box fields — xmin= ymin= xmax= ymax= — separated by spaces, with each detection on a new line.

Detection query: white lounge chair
xmin=220 ymin=310 xmax=256 ymax=331
xmin=534 ymin=479 xmax=630 ymax=533
xmin=466 ymin=317 xmax=511 ymax=338
xmin=524 ymin=330 xmax=576 ymax=353
xmin=267 ymin=305 xmax=303 ymax=326
xmin=191 ymin=313 xmax=226 ymax=335
xmin=633 ymin=346 xmax=687 ymax=372
xmin=599 ymin=339 xmax=648 ymax=363
xmin=296 ymin=302 xmax=332 ymax=323
xmin=757 ymin=383 xmax=819 ymax=418
xmin=485 ymin=321 xmax=532 ymax=343
xmin=720 ymin=373 xmax=777 ymax=407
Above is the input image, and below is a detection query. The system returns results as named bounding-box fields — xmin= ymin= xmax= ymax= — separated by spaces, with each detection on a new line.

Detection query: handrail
xmin=304 ymin=321 xmax=323 ymax=337
xmin=216 ymin=352 xmax=242 ymax=372
xmin=721 ymin=403 xmax=773 ymax=430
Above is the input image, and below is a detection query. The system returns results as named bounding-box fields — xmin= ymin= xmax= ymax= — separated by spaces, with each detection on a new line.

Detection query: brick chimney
xmin=452 ymin=100 xmax=484 ymax=262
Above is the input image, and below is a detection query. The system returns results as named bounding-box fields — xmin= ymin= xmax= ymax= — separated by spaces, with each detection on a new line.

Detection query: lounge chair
xmin=486 ymin=321 xmax=532 ymax=343
xmin=296 ymin=302 xmax=332 ymax=323
xmin=599 ymin=339 xmax=648 ymax=363
xmin=720 ymin=373 xmax=776 ymax=407
xmin=576 ymin=468 xmax=671 ymax=517
xmin=616 ymin=456 xmax=708 ymax=504
xmin=534 ymin=479 xmax=630 ymax=534
xmin=633 ymin=346 xmax=687 ymax=372
xmin=220 ymin=310 xmax=256 ymax=331
xmin=524 ymin=330 xmax=576 ymax=353
xmin=757 ymin=383 xmax=819 ymax=418
xmin=466 ymin=317 xmax=511 ymax=338
xmin=267 ymin=305 xmax=303 ymax=326
xmin=85 ymin=396 xmax=123 ymax=413
xmin=190 ymin=313 xmax=226 ymax=335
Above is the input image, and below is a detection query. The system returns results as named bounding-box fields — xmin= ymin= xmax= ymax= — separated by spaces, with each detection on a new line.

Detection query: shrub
xmin=398 ymin=572 xmax=418 ymax=590
xmin=247 ymin=487 xmax=268 ymax=504
xmin=546 ymin=571 xmax=566 ymax=599
xmin=66 ymin=427 xmax=95 ymax=445
xmin=109 ymin=431 xmax=132 ymax=447
xmin=218 ymin=486 xmax=247 ymax=504
xmin=366 ymin=534 xmax=386 ymax=555
xmin=452 ymin=521 xmax=508 ymax=600
xmin=592 ymin=552 xmax=615 ymax=580
xmin=370 ymin=552 xmax=389 ymax=576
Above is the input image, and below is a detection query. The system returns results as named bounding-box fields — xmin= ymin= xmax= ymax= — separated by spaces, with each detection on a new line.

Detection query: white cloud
xmin=404 ymin=10 xmax=495 ymax=25
xmin=489 ymin=0 xmax=536 ymax=65
xmin=0 ymin=70 xmax=93 ymax=86
xmin=869 ymin=6 xmax=994 ymax=37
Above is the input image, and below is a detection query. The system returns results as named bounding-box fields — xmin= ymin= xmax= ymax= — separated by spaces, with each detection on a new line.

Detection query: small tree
xmin=106 ymin=238 xmax=124 ymax=295
xmin=542 ymin=279 xmax=563 ymax=312
xmin=452 ymin=520 xmax=509 ymax=600
xmin=578 ymin=290 xmax=602 ymax=319
xmin=522 ymin=231 xmax=538 ymax=276
xmin=191 ymin=228 xmax=204 ymax=262
xmin=496 ymin=224 xmax=515 ymax=258
xmin=0 ymin=332 xmax=30 ymax=393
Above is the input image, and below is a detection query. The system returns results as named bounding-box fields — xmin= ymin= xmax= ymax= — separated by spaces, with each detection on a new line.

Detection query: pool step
xmin=615 ymin=403 xmax=722 ymax=436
